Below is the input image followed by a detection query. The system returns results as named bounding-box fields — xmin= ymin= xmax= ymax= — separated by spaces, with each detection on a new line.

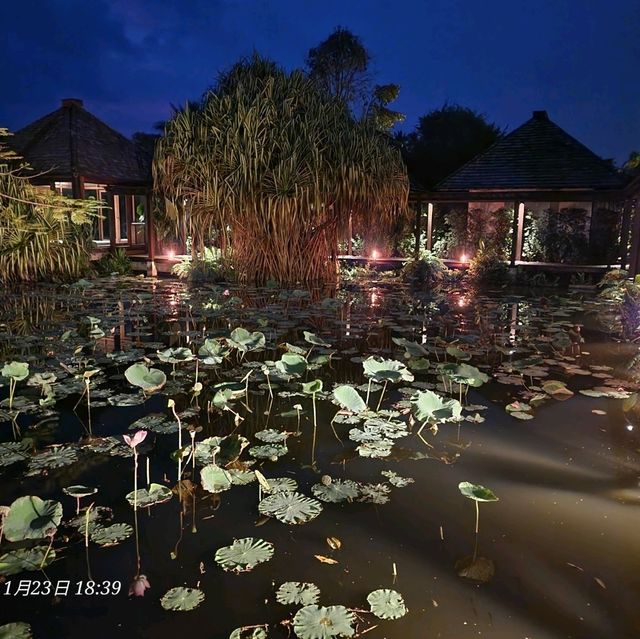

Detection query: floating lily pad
xmin=367 ymin=589 xmax=408 ymax=620
xmin=258 ymin=492 xmax=323 ymax=525
xmin=265 ymin=477 xmax=298 ymax=493
xmin=276 ymin=581 xmax=320 ymax=606
xmin=27 ymin=446 xmax=78 ymax=474
xmin=311 ymin=479 xmax=359 ymax=503
xmin=255 ymin=429 xmax=288 ymax=443
xmin=0 ymin=623 xmax=32 ymax=639
xmin=292 ymin=605 xmax=355 ymax=639
xmin=160 ymin=586 xmax=205 ymax=611
xmin=124 ymin=363 xmax=167 ymax=393
xmin=214 ymin=537 xmax=274 ymax=573
xmin=249 ymin=444 xmax=288 ymax=460
xmin=229 ymin=626 xmax=268 ymax=639
xmin=90 ymin=523 xmax=133 ymax=546
xmin=126 ymin=483 xmax=173 ymax=507
xmin=381 ymin=470 xmax=414 ymax=487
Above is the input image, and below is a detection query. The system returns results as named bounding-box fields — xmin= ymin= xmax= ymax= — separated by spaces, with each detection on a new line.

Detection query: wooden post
xmin=348 ymin=212 xmax=353 ymax=255
xmin=414 ymin=197 xmax=422 ymax=257
xmin=510 ymin=201 xmax=523 ymax=267
xmin=619 ymin=202 xmax=631 ymax=270
xmin=629 ymin=204 xmax=640 ymax=277
xmin=426 ymin=203 xmax=434 ymax=252
xmin=146 ymin=192 xmax=157 ymax=276
xmin=109 ymin=192 xmax=116 ymax=253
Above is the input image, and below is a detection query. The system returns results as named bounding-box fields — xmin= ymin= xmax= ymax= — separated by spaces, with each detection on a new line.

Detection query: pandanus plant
xmin=153 ymin=55 xmax=408 ymax=284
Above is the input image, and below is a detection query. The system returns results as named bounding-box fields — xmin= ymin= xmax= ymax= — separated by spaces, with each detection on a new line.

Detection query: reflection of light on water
xmin=460 ymin=253 xmax=468 ymax=263
xmin=370 ymin=291 xmax=378 ymax=307
xmin=457 ymin=296 xmax=467 ymax=308
xmin=626 ymin=424 xmax=634 ymax=431
xmin=371 ymin=249 xmax=379 ymax=260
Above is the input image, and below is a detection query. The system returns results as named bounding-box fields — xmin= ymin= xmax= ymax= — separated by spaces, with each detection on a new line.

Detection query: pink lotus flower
xmin=223 ymin=289 xmax=230 ymax=296
xmin=123 ymin=430 xmax=148 ymax=449
xmin=129 ymin=574 xmax=150 ymax=597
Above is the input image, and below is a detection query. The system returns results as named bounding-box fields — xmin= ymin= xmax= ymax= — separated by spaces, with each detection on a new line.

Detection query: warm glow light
xmin=371 ymin=249 xmax=380 ymax=260
xmin=460 ymin=253 xmax=468 ymax=263
xmin=626 ymin=424 xmax=634 ymax=431
xmin=457 ymin=296 xmax=467 ymax=308
xmin=168 ymin=250 xmax=175 ymax=258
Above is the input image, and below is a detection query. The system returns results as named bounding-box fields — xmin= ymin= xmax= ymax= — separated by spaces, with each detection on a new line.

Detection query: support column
xmin=146 ymin=192 xmax=157 ymax=276
xmin=629 ymin=204 xmax=640 ymax=277
xmin=414 ymin=197 xmax=422 ymax=257
xmin=348 ymin=212 xmax=353 ymax=255
xmin=426 ymin=202 xmax=434 ymax=252
xmin=619 ymin=202 xmax=631 ymax=270
xmin=510 ymin=201 xmax=524 ymax=267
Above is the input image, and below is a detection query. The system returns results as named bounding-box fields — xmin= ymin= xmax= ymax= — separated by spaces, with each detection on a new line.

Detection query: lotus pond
xmin=0 ymin=276 xmax=639 ymax=639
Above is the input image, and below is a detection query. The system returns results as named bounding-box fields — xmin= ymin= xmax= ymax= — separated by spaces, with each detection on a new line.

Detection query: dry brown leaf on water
xmin=594 ymin=577 xmax=606 ymax=589
xmin=314 ymin=554 xmax=339 ymax=565
xmin=591 ymin=409 xmax=607 ymax=416
xmin=326 ymin=536 xmax=341 ymax=550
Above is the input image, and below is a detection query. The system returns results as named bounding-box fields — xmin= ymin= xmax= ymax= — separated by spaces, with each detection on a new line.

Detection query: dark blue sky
xmin=2 ymin=0 xmax=639 ymax=164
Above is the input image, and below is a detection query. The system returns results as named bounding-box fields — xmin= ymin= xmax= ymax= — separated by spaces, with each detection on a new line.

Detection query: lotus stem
xmin=311 ymin=392 xmax=317 ymax=466
xmin=376 ymin=380 xmax=388 ymax=411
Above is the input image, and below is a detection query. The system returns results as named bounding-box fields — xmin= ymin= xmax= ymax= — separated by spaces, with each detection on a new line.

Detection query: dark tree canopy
xmin=399 ymin=104 xmax=504 ymax=188
xmin=306 ymin=27 xmax=371 ymax=108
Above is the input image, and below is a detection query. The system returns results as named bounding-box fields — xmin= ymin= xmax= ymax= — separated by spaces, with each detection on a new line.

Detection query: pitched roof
xmin=435 ymin=111 xmax=627 ymax=193
xmin=10 ymin=99 xmax=151 ymax=185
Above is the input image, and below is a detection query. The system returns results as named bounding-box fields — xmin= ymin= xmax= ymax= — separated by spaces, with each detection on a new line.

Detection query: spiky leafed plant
xmin=154 ymin=55 xmax=408 ymax=283
xmin=0 ymin=129 xmax=99 ymax=283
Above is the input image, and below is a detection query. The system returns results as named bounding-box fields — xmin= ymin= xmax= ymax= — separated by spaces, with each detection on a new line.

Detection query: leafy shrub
xmin=524 ymin=208 xmax=589 ymax=263
xmin=467 ymin=242 xmax=509 ymax=287
xmin=402 ymin=250 xmax=447 ymax=287
xmin=597 ymin=269 xmax=640 ymax=338
xmin=172 ymin=247 xmax=231 ymax=282
xmin=95 ymin=248 xmax=132 ymax=275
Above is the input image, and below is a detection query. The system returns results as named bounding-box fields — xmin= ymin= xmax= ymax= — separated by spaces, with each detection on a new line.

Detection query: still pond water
xmin=0 ymin=277 xmax=639 ymax=639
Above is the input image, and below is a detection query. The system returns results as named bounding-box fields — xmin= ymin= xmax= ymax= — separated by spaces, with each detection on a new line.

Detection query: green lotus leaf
xmin=392 ymin=337 xmax=429 ymax=358
xmin=411 ymin=390 xmax=462 ymax=423
xmin=276 ymin=581 xmax=320 ymax=605
xmin=27 ymin=446 xmax=78 ymax=475
xmin=160 ymin=586 xmax=205 ymax=611
xmin=124 ymin=363 xmax=167 ymax=393
xmin=445 ymin=346 xmax=471 ymax=361
xmin=363 ymin=357 xmax=414 ymax=383
xmin=292 ymin=605 xmax=355 ymax=639
xmin=157 ymin=347 xmax=195 ymax=364
xmin=201 ymin=464 xmax=233 ymax=493
xmin=275 ymin=353 xmax=307 ymax=377
xmin=302 ymin=379 xmax=323 ymax=395
xmin=358 ymin=483 xmax=391 ymax=504
xmin=229 ymin=626 xmax=268 ymax=639
xmin=129 ymin=413 xmax=175 ymax=433
xmin=198 ymin=338 xmax=230 ymax=364
xmin=249 ymin=444 xmax=288 ymax=460
xmin=255 ymin=429 xmax=288 ymax=443
xmin=228 ymin=469 xmax=257 ymax=485
xmin=63 ymin=485 xmax=98 ymax=499
xmin=3 ymin=495 xmax=63 ymax=542
xmin=0 ymin=440 xmax=31 ymax=467
xmin=357 ymin=440 xmax=393 ymax=458
xmin=0 ymin=622 xmax=32 ymax=639
xmin=332 ymin=386 xmax=366 ymax=413
xmin=228 ymin=328 xmax=266 ymax=353
xmin=258 ymin=491 xmax=322 ymax=525
xmin=367 ymin=589 xmax=408 ymax=620
xmin=1 ymin=361 xmax=29 ymax=381
xmin=214 ymin=537 xmax=274 ymax=572
xmin=441 ymin=363 xmax=489 ymax=387
xmin=311 ymin=479 xmax=360 ymax=503
xmin=303 ymin=331 xmax=331 ymax=347
xmin=265 ymin=477 xmax=298 ymax=493
xmin=381 ymin=470 xmax=414 ymax=487
xmin=0 ymin=547 xmax=56 ymax=576
xmin=458 ymin=481 xmax=499 ymax=502
xmin=126 ymin=483 xmax=173 ymax=507
xmin=90 ymin=522 xmax=133 ymax=546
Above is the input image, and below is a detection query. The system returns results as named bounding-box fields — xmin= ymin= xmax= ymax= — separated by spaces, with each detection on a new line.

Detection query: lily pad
xmin=0 ymin=547 xmax=56 ymax=575
xmin=90 ymin=523 xmax=133 ymax=546
xmin=229 ymin=626 xmax=268 ymax=639
xmin=214 ymin=537 xmax=274 ymax=573
xmin=124 ymin=363 xmax=167 ymax=393
xmin=201 ymin=464 xmax=233 ymax=494
xmin=311 ymin=479 xmax=360 ymax=503
xmin=292 ymin=605 xmax=355 ymax=639
xmin=126 ymin=483 xmax=173 ymax=507
xmin=367 ymin=589 xmax=408 ymax=620
xmin=276 ymin=581 xmax=321 ymax=606
xmin=258 ymin=492 xmax=323 ymax=525
xmin=0 ymin=623 xmax=32 ymax=639
xmin=160 ymin=586 xmax=205 ymax=611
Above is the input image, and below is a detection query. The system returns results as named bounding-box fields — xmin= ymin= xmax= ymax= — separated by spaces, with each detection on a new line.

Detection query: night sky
xmin=2 ymin=0 xmax=639 ymax=164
